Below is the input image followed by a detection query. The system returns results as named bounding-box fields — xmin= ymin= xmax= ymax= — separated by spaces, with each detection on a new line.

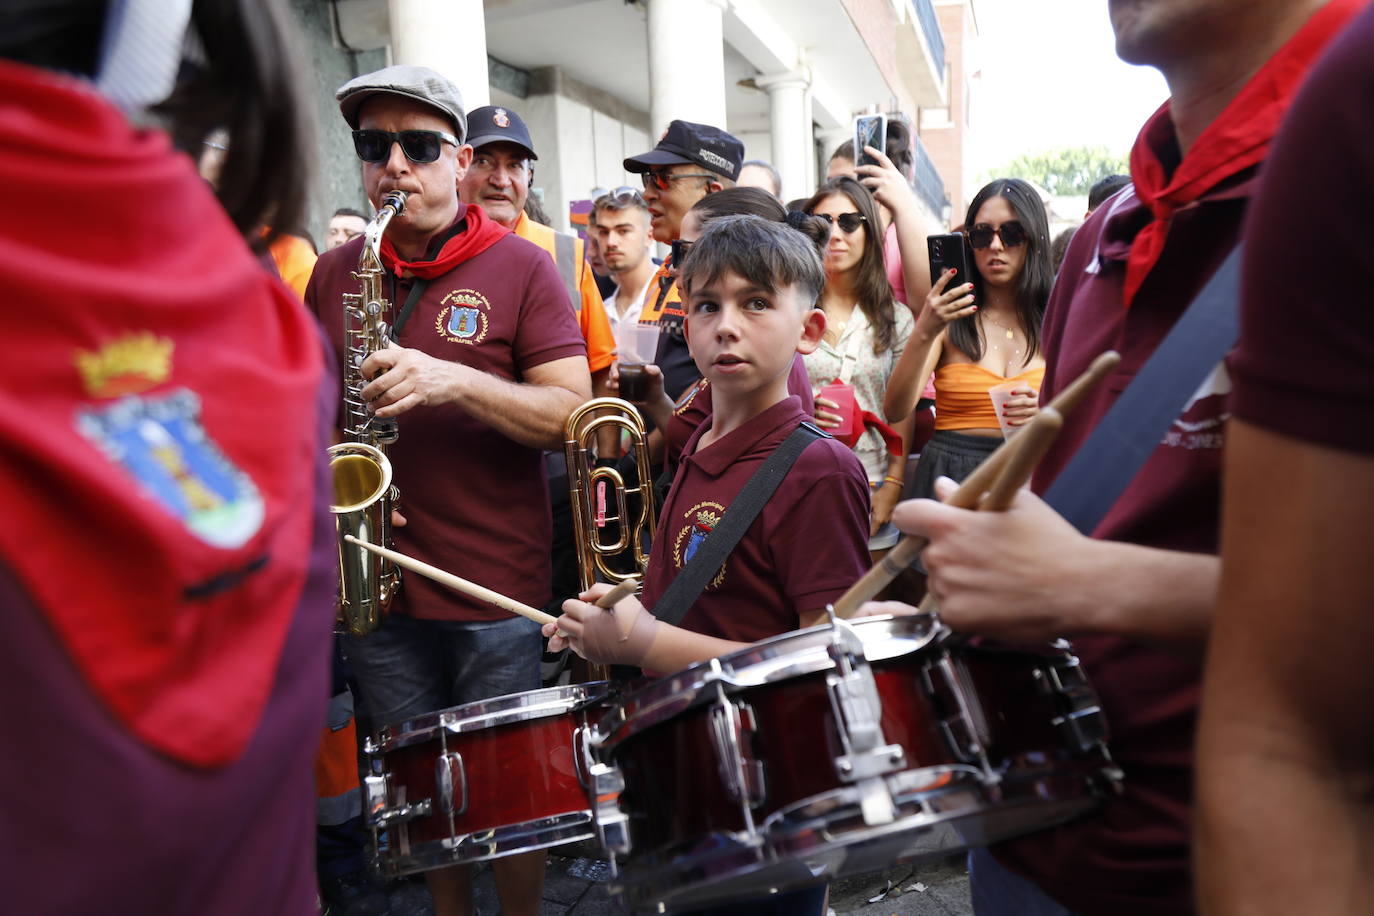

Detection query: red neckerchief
xmin=1123 ymin=0 xmax=1364 ymax=306
xmin=379 ymin=202 xmax=508 ymax=279
xmin=0 ymin=60 xmax=323 ymax=767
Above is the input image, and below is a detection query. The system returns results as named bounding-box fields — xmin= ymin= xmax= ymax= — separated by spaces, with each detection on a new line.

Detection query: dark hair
xmin=828 ymin=117 xmax=914 ymax=176
xmin=740 ymin=159 xmax=782 ymax=196
xmin=802 ymin=177 xmax=897 ymax=355
xmin=1 ymin=0 xmax=313 ymax=252
xmin=678 ymin=215 xmax=825 ymax=308
xmin=333 ymin=207 xmax=369 ymax=221
xmin=689 ymin=187 xmax=829 ymax=260
xmin=690 ymin=186 xmax=785 ymax=222
xmin=947 ymin=177 xmax=1052 ymax=365
xmin=1087 ymin=174 xmax=1131 ymax=212
xmin=523 ymin=193 xmax=552 ymax=227
xmin=1050 ymin=225 xmax=1077 ymax=274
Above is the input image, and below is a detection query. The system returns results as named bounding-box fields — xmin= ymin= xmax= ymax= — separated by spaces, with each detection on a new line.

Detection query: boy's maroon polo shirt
xmin=307 ymin=216 xmax=587 ymax=621
xmin=642 ymin=396 xmax=870 ymax=644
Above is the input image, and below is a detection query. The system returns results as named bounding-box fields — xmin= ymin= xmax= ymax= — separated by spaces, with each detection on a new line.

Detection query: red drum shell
xmin=367 ymin=683 xmax=606 ymax=876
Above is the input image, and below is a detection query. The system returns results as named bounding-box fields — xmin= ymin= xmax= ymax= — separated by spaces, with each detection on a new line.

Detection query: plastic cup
xmin=618 ymin=363 xmax=650 ymax=403
xmin=988 ymin=381 xmax=1024 ymax=439
xmin=818 ymin=380 xmax=857 ymax=439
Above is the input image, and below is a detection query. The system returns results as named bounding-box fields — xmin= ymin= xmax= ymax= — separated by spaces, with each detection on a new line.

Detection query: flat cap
xmin=336 ymin=64 xmax=467 ymax=140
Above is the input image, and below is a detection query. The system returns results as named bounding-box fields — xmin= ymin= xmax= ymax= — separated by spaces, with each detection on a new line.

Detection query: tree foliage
xmin=988 ymin=146 xmax=1130 ymax=196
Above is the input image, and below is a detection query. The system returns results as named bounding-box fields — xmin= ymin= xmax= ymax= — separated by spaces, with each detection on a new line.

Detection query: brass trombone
xmin=563 ymin=397 xmax=658 ymax=592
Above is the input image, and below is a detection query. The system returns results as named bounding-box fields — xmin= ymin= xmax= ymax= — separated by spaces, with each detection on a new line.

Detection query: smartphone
xmin=927 ymin=233 xmax=974 ymax=298
xmin=854 ymin=114 xmax=886 ymax=168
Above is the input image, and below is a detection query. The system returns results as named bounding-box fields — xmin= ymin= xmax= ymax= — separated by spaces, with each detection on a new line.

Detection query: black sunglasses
xmin=670 ymin=239 xmax=693 ymax=265
xmin=968 ymin=220 xmax=1028 ymax=249
xmin=641 ymin=170 xmax=717 ymax=192
xmin=813 ymin=211 xmax=866 ymax=234
xmin=352 ymin=129 xmax=459 ymax=164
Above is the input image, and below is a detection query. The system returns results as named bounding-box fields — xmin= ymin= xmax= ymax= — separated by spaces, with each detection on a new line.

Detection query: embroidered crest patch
xmin=673 ymin=500 xmax=727 ymax=589
xmin=493 ymin=108 xmax=511 ymax=128
xmin=435 ymin=288 xmax=491 ymax=344
xmin=75 ymin=389 xmax=265 ymax=548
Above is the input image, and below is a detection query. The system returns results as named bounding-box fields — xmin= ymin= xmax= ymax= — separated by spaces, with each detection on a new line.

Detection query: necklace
xmin=981 ymin=314 xmax=1016 ymax=340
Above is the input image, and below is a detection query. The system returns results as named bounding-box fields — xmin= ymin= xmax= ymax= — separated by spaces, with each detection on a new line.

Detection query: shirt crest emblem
xmin=436 ymin=288 xmax=491 ymax=345
xmin=75 ymin=389 xmax=265 ymax=548
xmin=673 ymin=501 xmax=726 ymax=588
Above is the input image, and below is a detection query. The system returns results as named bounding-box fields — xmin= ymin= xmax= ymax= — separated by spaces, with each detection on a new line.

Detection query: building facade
xmin=289 ymin=0 xmax=975 ymax=242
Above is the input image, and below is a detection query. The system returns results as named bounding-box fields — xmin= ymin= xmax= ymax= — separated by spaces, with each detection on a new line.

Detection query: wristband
xmin=883 ymin=475 xmax=905 ymax=488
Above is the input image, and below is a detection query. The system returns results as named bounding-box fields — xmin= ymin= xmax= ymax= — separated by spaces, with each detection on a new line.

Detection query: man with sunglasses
xmin=870 ymin=1 xmax=1366 ymax=914
xmin=305 ymin=64 xmax=592 ymax=916
xmin=624 ymin=119 xmax=744 ymax=402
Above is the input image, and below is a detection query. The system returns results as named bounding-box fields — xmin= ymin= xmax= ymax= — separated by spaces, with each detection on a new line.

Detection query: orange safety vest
xmin=513 ymin=212 xmax=615 ymax=372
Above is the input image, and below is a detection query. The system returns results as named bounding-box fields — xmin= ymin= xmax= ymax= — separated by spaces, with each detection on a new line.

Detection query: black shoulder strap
xmin=653 ymin=422 xmax=827 ymax=627
xmin=1042 ymin=245 xmax=1241 ymax=534
xmin=388 ymin=217 xmax=468 ymax=341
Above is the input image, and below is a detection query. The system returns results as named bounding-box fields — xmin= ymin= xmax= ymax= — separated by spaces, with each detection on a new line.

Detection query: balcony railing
xmin=914 ymin=134 xmax=949 ymax=220
xmin=911 ymin=0 xmax=946 ymax=81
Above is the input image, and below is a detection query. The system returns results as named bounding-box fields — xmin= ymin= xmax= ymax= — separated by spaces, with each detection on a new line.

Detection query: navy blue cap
xmin=465 ymin=105 xmax=538 ymax=160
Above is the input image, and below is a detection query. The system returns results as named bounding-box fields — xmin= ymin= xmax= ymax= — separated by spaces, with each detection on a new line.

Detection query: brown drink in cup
xmin=618 ymin=363 xmax=650 ymax=402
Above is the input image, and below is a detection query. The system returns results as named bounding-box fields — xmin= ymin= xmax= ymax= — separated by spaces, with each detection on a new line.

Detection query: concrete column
xmin=646 ymin=0 xmax=728 ymax=136
xmin=756 ymin=70 xmax=811 ymax=201
xmin=389 ymin=0 xmax=490 ymax=110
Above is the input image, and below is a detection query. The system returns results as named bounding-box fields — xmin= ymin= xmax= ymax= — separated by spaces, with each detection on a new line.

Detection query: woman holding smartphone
xmin=883 ymin=177 xmax=1052 ymax=500
xmin=802 ymin=177 xmax=915 ymax=553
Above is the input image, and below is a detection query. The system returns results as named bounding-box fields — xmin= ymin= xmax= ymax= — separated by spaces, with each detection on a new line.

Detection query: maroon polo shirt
xmin=1006 ymin=176 xmax=1251 ymax=911
xmin=1234 ymin=5 xmax=1374 ymax=456
xmin=306 ymin=212 xmax=587 ymax=621
xmin=642 ymin=396 xmax=870 ymax=644
xmin=663 ymin=353 xmax=815 ymax=472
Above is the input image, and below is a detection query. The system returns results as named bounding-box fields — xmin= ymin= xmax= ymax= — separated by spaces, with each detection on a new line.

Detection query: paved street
xmin=382 ymin=851 xmax=972 ymax=915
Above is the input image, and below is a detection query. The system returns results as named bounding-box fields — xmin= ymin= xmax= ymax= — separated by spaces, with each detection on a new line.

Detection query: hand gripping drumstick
xmin=828 ymin=350 xmax=1120 ymax=619
xmin=344 ymin=536 xmax=639 ymax=631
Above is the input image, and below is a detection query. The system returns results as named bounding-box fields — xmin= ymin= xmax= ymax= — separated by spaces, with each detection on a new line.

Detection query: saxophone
xmin=330 ymin=190 xmax=408 ymax=636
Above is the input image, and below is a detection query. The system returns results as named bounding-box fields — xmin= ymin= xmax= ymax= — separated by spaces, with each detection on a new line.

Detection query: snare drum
xmin=364 ymin=682 xmax=607 ymax=876
xmin=587 ymin=615 xmax=1122 ymax=913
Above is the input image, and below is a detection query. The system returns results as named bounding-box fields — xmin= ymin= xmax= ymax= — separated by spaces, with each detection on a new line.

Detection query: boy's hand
xmin=542 ymin=584 xmax=661 ymax=666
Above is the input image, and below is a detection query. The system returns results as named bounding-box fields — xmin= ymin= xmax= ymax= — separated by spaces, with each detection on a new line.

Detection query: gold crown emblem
xmin=75 ymin=332 xmax=174 ymax=398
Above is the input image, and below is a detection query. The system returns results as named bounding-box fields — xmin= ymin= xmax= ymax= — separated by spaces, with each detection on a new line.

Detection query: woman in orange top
xmin=884 ymin=178 xmax=1052 ymax=499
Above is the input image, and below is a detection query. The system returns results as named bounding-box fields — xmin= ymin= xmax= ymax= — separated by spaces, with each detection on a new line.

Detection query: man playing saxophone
xmin=303 ymin=65 xmax=591 ymax=916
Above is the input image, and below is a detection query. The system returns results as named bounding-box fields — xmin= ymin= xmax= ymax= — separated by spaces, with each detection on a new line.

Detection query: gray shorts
xmin=342 ymin=613 xmax=543 ymax=731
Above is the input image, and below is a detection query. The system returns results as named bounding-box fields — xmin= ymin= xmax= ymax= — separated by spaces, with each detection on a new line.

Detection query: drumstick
xmin=980 ymin=407 xmax=1063 ymax=512
xmin=828 ymin=351 xmax=1119 ymax=618
xmin=911 ymin=408 xmax=1065 ymax=615
xmin=596 ymin=577 xmax=640 ymax=609
xmin=344 ymin=535 xmax=556 ymax=626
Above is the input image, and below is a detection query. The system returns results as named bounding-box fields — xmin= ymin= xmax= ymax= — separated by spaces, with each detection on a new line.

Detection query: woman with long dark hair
xmin=803 ymin=177 xmax=914 ymax=552
xmin=884 ymin=177 xmax=1051 ymax=498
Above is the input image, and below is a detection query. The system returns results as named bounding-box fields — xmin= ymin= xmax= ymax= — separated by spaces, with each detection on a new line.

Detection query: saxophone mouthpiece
xmin=382 ymin=190 xmax=409 ymax=214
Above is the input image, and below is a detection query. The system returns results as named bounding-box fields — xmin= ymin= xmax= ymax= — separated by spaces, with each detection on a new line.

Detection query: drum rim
xmin=592 ymin=615 xmax=943 ymax=750
xmin=370 ymin=681 xmax=608 ymax=755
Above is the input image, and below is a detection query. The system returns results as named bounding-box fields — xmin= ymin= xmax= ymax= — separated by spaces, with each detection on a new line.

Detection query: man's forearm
xmin=454 ymin=370 xmax=589 ymax=450
xmin=1072 ymin=539 xmax=1218 ymax=648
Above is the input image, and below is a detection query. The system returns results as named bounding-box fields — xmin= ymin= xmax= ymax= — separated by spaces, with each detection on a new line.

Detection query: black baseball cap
xmin=466 ymin=105 xmax=538 ymax=160
xmin=624 ymin=120 xmax=744 ymax=182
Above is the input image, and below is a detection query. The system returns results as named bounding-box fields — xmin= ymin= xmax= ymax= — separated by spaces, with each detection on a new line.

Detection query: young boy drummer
xmin=543 ymin=214 xmax=872 ymax=914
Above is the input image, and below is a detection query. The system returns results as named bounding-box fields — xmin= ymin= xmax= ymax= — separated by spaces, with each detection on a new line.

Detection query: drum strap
xmin=653 ymin=422 xmax=828 ymax=627
xmin=1043 ymin=245 xmax=1241 ymax=534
